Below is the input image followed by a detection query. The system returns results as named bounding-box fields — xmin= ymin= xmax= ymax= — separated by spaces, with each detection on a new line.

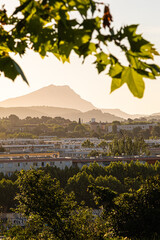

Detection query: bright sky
xmin=0 ymin=0 xmax=160 ymax=115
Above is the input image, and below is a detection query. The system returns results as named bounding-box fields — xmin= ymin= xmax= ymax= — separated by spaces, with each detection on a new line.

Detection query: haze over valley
xmin=0 ymin=84 xmax=158 ymax=122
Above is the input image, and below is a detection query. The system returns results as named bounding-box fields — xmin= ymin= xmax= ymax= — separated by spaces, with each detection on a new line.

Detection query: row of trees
xmin=0 ymin=115 xmax=160 ymax=140
xmin=106 ymin=124 xmax=160 ymax=140
xmin=1 ymin=161 xmax=160 ymax=239
xmin=84 ymin=137 xmax=150 ymax=157
xmin=1 ymin=160 xmax=160 ymax=212
xmin=108 ymin=137 xmax=149 ymax=156
xmin=0 ymin=115 xmax=93 ymax=138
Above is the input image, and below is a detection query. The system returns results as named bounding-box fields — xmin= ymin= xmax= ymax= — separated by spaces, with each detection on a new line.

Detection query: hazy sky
xmin=0 ymin=0 xmax=160 ymax=115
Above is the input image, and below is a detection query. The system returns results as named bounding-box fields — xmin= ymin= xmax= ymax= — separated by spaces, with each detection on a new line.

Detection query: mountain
xmin=0 ymin=107 xmax=123 ymax=123
xmin=145 ymin=112 xmax=160 ymax=121
xmin=0 ymin=85 xmax=95 ymax=112
xmin=77 ymin=109 xmax=123 ymax=123
xmin=151 ymin=112 xmax=160 ymax=117
xmin=0 ymin=84 xmax=142 ymax=122
xmin=101 ymin=109 xmax=146 ymax=119
xmin=0 ymin=106 xmax=80 ymax=119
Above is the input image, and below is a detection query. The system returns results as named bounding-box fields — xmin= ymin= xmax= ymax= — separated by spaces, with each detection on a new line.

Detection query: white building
xmin=0 ymin=157 xmax=72 ymax=176
xmin=108 ymin=123 xmax=156 ymax=133
xmin=0 ymin=213 xmax=26 ymax=227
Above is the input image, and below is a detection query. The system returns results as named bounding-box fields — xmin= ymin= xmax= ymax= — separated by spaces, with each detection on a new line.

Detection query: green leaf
xmin=109 ymin=63 xmax=123 ymax=78
xmin=0 ymin=56 xmax=28 ymax=84
xmin=146 ymin=64 xmax=160 ymax=76
xmin=136 ymin=62 xmax=160 ymax=78
xmin=96 ymin=63 xmax=106 ymax=73
xmin=122 ymin=67 xmax=145 ymax=98
xmin=81 ymin=34 xmax=90 ymax=44
xmin=96 ymin=52 xmax=109 ymax=64
xmin=58 ymin=41 xmax=73 ymax=59
xmin=109 ymin=63 xmax=125 ymax=93
xmin=88 ymin=43 xmax=96 ymax=53
xmin=123 ymin=25 xmax=153 ymax=54
xmin=135 ymin=69 xmax=155 ymax=80
xmin=151 ymin=47 xmax=159 ymax=56
xmin=126 ymin=51 xmax=139 ymax=68
xmin=12 ymin=58 xmax=28 ymax=84
xmin=124 ymin=24 xmax=139 ymax=37
xmin=27 ymin=15 xmax=43 ymax=35
xmin=110 ymin=78 xmax=125 ymax=93
xmin=95 ymin=52 xmax=110 ymax=73
xmin=140 ymin=43 xmax=155 ymax=59
xmin=13 ymin=0 xmax=33 ymax=15
xmin=90 ymin=0 xmax=96 ymax=14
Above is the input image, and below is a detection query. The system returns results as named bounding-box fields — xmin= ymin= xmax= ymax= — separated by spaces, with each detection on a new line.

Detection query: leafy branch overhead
xmin=0 ymin=0 xmax=160 ymax=98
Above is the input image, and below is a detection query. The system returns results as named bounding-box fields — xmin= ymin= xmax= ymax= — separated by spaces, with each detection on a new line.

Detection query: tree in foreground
xmin=0 ymin=0 xmax=160 ymax=98
xmin=91 ymin=175 xmax=160 ymax=239
xmin=6 ymin=169 xmax=107 ymax=240
xmin=3 ymin=162 xmax=160 ymax=239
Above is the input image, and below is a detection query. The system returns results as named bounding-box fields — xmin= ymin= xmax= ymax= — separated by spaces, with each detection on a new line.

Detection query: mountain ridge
xmin=0 ymin=84 xmax=154 ymax=121
xmin=101 ymin=108 xmax=146 ymax=119
xmin=0 ymin=106 xmax=123 ymax=123
xmin=0 ymin=84 xmax=95 ymax=112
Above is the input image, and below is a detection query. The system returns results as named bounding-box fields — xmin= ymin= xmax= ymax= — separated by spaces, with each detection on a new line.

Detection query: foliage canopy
xmin=0 ymin=0 xmax=160 ymax=98
xmin=2 ymin=162 xmax=160 ymax=238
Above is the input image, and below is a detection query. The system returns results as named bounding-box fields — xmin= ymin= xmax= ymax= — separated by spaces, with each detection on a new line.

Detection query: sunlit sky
xmin=0 ymin=0 xmax=160 ymax=115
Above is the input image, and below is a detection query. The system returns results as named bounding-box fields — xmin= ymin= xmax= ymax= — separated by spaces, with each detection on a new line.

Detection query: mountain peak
xmin=0 ymin=85 xmax=95 ymax=112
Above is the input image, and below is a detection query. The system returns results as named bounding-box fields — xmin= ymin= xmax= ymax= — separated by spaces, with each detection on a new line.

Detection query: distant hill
xmin=0 ymin=106 xmax=123 ymax=123
xmin=151 ymin=112 xmax=160 ymax=117
xmin=0 ymin=85 xmax=95 ymax=112
xmin=78 ymin=109 xmax=123 ymax=123
xmin=101 ymin=109 xmax=146 ymax=119
xmin=0 ymin=106 xmax=80 ymax=119
xmin=145 ymin=112 xmax=160 ymax=121
xmin=0 ymin=84 xmax=146 ymax=122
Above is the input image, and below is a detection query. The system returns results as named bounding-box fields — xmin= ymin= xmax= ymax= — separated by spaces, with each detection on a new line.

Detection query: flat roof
xmin=0 ymin=156 xmax=159 ymax=164
xmin=2 ymin=144 xmax=56 ymax=148
xmin=0 ymin=157 xmax=72 ymax=163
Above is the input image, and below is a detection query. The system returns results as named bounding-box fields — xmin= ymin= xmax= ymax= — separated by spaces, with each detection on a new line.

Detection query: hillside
xmin=0 ymin=85 xmax=95 ymax=112
xmin=0 ymin=85 xmax=146 ymax=122
xmin=145 ymin=112 xmax=160 ymax=121
xmin=101 ymin=109 xmax=146 ymax=119
xmin=0 ymin=107 xmax=123 ymax=123
xmin=77 ymin=109 xmax=123 ymax=123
